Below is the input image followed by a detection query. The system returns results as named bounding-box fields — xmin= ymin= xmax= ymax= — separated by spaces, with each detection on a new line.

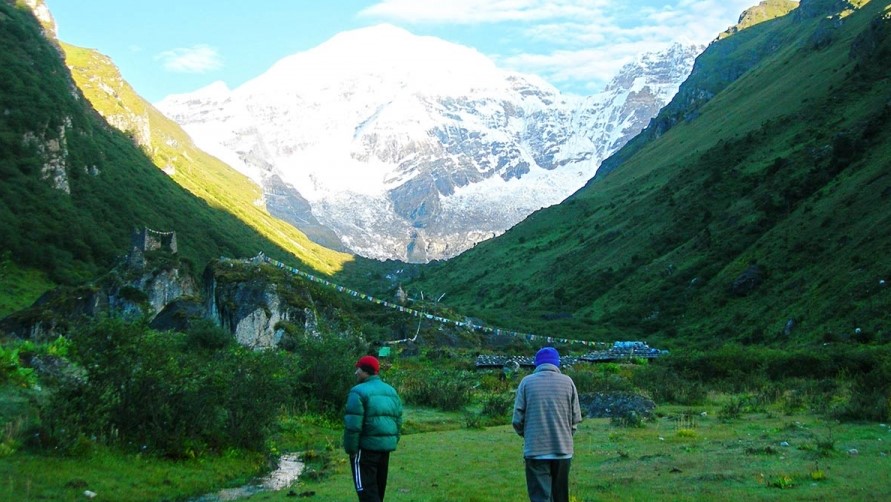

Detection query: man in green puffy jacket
xmin=344 ymin=355 xmax=403 ymax=502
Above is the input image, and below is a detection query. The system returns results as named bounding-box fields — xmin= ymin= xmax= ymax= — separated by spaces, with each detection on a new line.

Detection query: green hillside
xmin=409 ymin=0 xmax=891 ymax=349
xmin=0 ymin=2 xmax=354 ymax=316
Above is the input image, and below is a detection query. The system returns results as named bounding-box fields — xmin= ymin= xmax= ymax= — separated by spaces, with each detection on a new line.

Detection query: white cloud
xmin=359 ymin=0 xmax=609 ymax=24
xmin=360 ymin=0 xmax=788 ymax=94
xmin=155 ymin=44 xmax=223 ymax=73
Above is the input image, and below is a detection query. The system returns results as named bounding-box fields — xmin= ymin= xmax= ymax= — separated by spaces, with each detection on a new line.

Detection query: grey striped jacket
xmin=512 ymin=364 xmax=582 ymax=458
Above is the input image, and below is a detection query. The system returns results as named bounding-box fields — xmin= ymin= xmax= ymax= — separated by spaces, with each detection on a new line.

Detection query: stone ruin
xmin=127 ymin=227 xmax=178 ymax=269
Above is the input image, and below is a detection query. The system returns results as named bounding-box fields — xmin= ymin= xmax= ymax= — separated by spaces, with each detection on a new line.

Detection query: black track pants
xmin=350 ymin=449 xmax=391 ymax=502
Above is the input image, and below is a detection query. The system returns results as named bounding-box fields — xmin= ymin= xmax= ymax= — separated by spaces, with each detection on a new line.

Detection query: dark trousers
xmin=350 ymin=449 xmax=391 ymax=502
xmin=524 ymin=458 xmax=571 ymax=502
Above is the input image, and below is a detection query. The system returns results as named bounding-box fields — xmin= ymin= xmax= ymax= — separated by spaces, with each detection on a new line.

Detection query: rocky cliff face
xmin=0 ymin=238 xmax=198 ymax=340
xmin=0 ymin=247 xmax=329 ymax=350
xmin=22 ymin=0 xmax=56 ymax=37
xmin=22 ymin=116 xmax=74 ymax=194
xmin=204 ymin=262 xmax=292 ymax=349
xmin=157 ymin=26 xmax=702 ymax=262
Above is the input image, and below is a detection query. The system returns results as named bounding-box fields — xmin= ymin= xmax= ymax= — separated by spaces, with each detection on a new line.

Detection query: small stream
xmin=191 ymin=453 xmax=305 ymax=501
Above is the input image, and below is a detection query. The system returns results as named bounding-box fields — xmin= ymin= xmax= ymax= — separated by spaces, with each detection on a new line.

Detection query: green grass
xmin=1 ymin=386 xmax=889 ymax=501
xmin=0 ymin=447 xmax=267 ymax=501
xmin=263 ymin=405 xmax=891 ymax=502
xmin=0 ymin=259 xmax=53 ymax=318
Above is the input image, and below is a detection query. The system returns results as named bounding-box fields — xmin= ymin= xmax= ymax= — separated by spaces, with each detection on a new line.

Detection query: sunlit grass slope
xmin=60 ymin=43 xmax=352 ymax=277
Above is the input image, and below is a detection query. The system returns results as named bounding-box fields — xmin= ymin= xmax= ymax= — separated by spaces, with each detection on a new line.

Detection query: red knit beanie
xmin=356 ymin=355 xmax=380 ymax=375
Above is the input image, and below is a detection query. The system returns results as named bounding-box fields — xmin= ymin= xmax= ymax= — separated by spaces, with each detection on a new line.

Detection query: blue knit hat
xmin=534 ymin=347 xmax=560 ymax=367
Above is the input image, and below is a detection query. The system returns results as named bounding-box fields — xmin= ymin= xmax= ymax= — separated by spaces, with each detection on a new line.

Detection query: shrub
xmin=567 ymin=365 xmax=634 ymax=395
xmin=480 ymin=392 xmax=514 ymax=419
xmin=464 ymin=412 xmax=484 ymax=430
xmin=35 ymin=319 xmax=294 ymax=457
xmin=718 ymin=395 xmax=755 ymax=420
xmin=767 ymin=474 xmax=795 ymax=489
xmin=632 ymin=364 xmax=706 ymax=405
xmin=392 ymin=368 xmax=474 ymax=411
xmin=611 ymin=410 xmax=645 ymax=428
xmin=676 ymin=428 xmax=697 ymax=438
xmin=185 ymin=319 xmax=233 ymax=351
xmin=0 ymin=344 xmax=36 ymax=388
xmin=831 ymin=355 xmax=891 ymax=421
xmin=0 ymin=417 xmax=25 ymax=457
xmin=284 ymin=333 xmax=367 ymax=416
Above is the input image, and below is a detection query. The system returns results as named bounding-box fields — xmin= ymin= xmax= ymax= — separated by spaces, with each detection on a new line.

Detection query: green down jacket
xmin=343 ymin=375 xmax=403 ymax=454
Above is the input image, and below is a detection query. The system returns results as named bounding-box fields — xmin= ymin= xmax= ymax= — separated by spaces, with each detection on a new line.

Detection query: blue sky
xmin=44 ymin=0 xmax=771 ymax=103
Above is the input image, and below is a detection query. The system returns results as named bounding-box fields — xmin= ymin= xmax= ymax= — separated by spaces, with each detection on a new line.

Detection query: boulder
xmin=730 ymin=263 xmax=764 ymax=296
xmin=580 ymin=392 xmax=656 ymax=419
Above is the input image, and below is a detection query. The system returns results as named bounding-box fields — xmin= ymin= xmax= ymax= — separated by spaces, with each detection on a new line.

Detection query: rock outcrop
xmin=580 ymin=392 xmax=656 ymax=419
xmin=0 ymin=230 xmax=352 ymax=351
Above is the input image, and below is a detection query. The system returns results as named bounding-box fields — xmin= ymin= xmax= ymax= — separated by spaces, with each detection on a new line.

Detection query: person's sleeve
xmin=512 ymin=381 xmax=526 ymax=436
xmin=395 ymin=391 xmax=404 ymax=443
xmin=571 ymin=381 xmax=582 ymax=433
xmin=343 ymin=390 xmax=364 ymax=454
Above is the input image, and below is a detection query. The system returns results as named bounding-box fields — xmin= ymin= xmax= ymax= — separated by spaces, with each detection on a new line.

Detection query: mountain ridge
xmin=158 ymin=30 xmax=702 ymax=262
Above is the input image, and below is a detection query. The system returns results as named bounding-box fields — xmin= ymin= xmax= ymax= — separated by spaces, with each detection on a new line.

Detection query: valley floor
xmin=265 ymin=405 xmax=891 ymax=501
xmin=2 ymin=404 xmax=889 ymax=501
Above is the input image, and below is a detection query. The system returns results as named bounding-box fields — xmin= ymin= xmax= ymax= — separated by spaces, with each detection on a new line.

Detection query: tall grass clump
xmin=633 ymin=346 xmax=891 ymax=420
xmin=390 ymin=367 xmax=474 ymax=411
xmin=565 ymin=362 xmax=636 ymax=395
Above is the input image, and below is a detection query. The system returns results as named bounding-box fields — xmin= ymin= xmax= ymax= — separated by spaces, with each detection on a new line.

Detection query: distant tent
xmin=378 ymin=346 xmax=391 ymax=358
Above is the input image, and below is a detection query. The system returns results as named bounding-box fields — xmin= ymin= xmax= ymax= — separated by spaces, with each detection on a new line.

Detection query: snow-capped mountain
xmin=156 ymin=24 xmax=702 ymax=262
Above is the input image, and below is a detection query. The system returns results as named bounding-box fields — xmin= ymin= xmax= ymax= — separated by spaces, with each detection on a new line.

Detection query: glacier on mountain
xmin=156 ymin=24 xmax=702 ymax=262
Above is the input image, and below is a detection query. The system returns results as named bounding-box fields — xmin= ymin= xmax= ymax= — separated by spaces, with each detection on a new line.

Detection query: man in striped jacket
xmin=512 ymin=347 xmax=582 ymax=502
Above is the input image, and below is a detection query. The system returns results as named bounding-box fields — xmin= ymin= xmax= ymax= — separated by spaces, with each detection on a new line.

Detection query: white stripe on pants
xmin=353 ymin=450 xmax=364 ymax=491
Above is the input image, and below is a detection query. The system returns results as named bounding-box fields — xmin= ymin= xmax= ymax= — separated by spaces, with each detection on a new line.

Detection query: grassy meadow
xmin=3 ymin=399 xmax=888 ymax=501
xmin=277 ymin=404 xmax=891 ymax=502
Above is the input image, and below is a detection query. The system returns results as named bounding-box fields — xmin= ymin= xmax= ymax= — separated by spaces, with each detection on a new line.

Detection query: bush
xmin=0 ymin=343 xmax=36 ymax=388
xmin=718 ymin=396 xmax=746 ymax=420
xmin=185 ymin=319 xmax=233 ymax=351
xmin=635 ymin=346 xmax=890 ymax=417
xmin=632 ymin=364 xmax=706 ymax=405
xmin=284 ymin=333 xmax=367 ymax=416
xmin=566 ymin=364 xmax=634 ymax=395
xmin=464 ymin=412 xmax=484 ymax=430
xmin=611 ymin=410 xmax=645 ymax=428
xmin=480 ymin=392 xmax=514 ymax=419
xmin=35 ymin=319 xmax=295 ymax=457
xmin=392 ymin=368 xmax=474 ymax=411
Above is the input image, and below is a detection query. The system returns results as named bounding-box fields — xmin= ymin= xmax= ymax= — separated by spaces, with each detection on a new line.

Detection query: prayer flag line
xmin=244 ymin=253 xmax=597 ymax=347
